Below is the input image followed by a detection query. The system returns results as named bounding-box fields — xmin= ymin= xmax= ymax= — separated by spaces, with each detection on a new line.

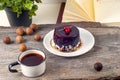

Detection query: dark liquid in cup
xmin=21 ymin=53 xmax=44 ymax=66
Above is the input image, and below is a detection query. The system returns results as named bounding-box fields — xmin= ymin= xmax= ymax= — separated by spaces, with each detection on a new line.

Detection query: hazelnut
xmin=94 ymin=62 xmax=103 ymax=71
xmin=19 ymin=44 xmax=27 ymax=52
xmin=30 ymin=24 xmax=38 ymax=31
xmin=3 ymin=36 xmax=11 ymax=44
xmin=16 ymin=35 xmax=24 ymax=43
xmin=34 ymin=34 xmax=41 ymax=41
xmin=25 ymin=27 xmax=33 ymax=35
xmin=16 ymin=27 xmax=24 ymax=36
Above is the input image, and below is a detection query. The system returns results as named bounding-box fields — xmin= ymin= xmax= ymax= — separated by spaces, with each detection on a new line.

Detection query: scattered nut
xmin=94 ymin=62 xmax=103 ymax=71
xmin=19 ymin=44 xmax=27 ymax=52
xmin=34 ymin=34 xmax=41 ymax=41
xmin=16 ymin=27 xmax=24 ymax=36
xmin=30 ymin=24 xmax=38 ymax=31
xmin=16 ymin=35 xmax=24 ymax=43
xmin=25 ymin=27 xmax=33 ymax=35
xmin=3 ymin=36 xmax=11 ymax=44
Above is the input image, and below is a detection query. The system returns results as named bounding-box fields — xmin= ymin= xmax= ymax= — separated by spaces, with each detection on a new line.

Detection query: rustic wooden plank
xmin=0 ymin=22 xmax=120 ymax=80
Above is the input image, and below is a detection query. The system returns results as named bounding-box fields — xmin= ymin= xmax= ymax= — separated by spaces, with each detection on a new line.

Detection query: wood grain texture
xmin=0 ymin=22 xmax=120 ymax=80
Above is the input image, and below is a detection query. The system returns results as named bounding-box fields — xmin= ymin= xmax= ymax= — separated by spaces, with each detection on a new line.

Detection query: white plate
xmin=43 ymin=27 xmax=95 ymax=57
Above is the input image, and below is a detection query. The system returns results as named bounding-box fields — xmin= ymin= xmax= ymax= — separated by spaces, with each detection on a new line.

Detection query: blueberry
xmin=94 ymin=62 xmax=103 ymax=71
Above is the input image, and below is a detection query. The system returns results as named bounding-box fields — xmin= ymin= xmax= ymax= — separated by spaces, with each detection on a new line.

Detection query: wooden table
xmin=0 ymin=22 xmax=120 ymax=80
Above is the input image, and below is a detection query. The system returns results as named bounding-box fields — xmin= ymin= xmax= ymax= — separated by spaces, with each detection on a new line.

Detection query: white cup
xmin=8 ymin=50 xmax=46 ymax=77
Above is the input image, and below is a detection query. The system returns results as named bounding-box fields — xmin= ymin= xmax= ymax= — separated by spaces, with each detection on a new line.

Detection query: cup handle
xmin=8 ymin=61 xmax=20 ymax=73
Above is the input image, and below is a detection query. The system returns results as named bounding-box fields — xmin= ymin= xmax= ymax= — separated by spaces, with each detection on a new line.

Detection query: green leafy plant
xmin=0 ymin=0 xmax=42 ymax=18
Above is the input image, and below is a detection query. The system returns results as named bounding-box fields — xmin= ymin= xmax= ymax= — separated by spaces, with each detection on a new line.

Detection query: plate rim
xmin=43 ymin=27 xmax=95 ymax=57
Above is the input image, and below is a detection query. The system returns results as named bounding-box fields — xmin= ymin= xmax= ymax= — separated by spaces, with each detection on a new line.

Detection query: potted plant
xmin=0 ymin=0 xmax=41 ymax=27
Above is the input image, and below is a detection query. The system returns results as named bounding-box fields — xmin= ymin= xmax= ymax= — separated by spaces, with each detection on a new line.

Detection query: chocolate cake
xmin=53 ymin=25 xmax=80 ymax=51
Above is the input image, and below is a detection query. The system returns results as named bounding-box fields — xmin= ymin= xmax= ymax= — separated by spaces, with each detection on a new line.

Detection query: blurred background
xmin=0 ymin=0 xmax=66 ymax=27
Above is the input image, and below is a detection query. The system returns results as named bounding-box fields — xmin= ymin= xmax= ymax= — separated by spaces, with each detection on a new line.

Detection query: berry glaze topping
xmin=64 ymin=26 xmax=71 ymax=35
xmin=53 ymin=25 xmax=80 ymax=51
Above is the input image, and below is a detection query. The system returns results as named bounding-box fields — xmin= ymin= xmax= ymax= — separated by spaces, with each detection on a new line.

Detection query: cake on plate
xmin=51 ymin=25 xmax=81 ymax=52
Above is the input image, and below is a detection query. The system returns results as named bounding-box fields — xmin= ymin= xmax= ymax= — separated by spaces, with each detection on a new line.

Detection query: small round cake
xmin=53 ymin=25 xmax=80 ymax=51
